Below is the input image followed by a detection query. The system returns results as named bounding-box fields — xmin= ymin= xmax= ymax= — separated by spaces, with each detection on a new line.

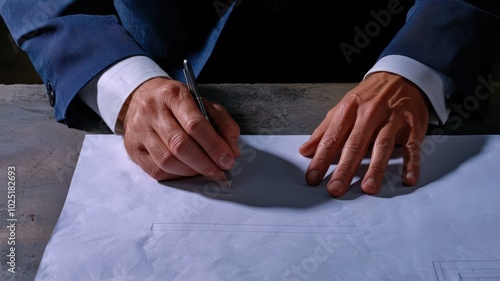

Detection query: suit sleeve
xmin=381 ymin=0 xmax=500 ymax=114
xmin=0 ymin=0 xmax=147 ymax=128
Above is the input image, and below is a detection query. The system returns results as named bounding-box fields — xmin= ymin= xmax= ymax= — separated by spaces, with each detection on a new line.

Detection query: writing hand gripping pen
xmin=182 ymin=59 xmax=234 ymax=190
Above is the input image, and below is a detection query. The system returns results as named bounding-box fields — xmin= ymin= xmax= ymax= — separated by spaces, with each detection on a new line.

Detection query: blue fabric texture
xmin=380 ymin=0 xmax=500 ymax=103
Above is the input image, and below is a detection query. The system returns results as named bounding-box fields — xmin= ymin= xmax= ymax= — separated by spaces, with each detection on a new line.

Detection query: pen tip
xmin=223 ymin=170 xmax=233 ymax=191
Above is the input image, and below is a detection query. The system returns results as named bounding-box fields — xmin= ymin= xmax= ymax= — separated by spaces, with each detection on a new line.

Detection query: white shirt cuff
xmin=96 ymin=56 xmax=170 ymax=134
xmin=365 ymin=55 xmax=455 ymax=125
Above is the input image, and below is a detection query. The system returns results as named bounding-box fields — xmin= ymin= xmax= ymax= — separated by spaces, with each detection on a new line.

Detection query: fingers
xmin=299 ymin=109 xmax=336 ymax=157
xmin=204 ymin=100 xmax=241 ymax=157
xmin=302 ymin=72 xmax=429 ymax=197
xmin=122 ymin=112 xmax=204 ymax=180
xmin=402 ymin=139 xmax=420 ymax=186
xmin=302 ymin=100 xmax=358 ymax=186
xmin=330 ymin=113 xmax=423 ymax=197
xmin=122 ymin=78 xmax=238 ymax=181
xmin=361 ymin=122 xmax=398 ymax=195
xmin=165 ymin=89 xmax=236 ymax=171
xmin=142 ymin=128 xmax=204 ymax=177
xmin=326 ymin=105 xmax=388 ymax=197
xmin=123 ymin=130 xmax=198 ymax=180
xmin=402 ymin=114 xmax=425 ymax=186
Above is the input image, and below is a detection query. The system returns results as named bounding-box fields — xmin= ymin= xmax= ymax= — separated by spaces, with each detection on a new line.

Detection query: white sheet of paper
xmin=35 ymin=135 xmax=500 ymax=281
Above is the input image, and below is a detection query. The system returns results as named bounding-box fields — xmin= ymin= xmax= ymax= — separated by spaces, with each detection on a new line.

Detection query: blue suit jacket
xmin=1 ymin=0 xmax=499 ymax=128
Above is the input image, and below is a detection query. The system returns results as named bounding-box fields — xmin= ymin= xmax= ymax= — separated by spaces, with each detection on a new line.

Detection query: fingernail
xmin=405 ymin=172 xmax=416 ymax=185
xmin=306 ymin=170 xmax=322 ymax=185
xmin=219 ymin=154 xmax=234 ymax=170
xmin=327 ymin=180 xmax=344 ymax=196
xmin=364 ymin=177 xmax=378 ymax=192
xmin=299 ymin=142 xmax=311 ymax=152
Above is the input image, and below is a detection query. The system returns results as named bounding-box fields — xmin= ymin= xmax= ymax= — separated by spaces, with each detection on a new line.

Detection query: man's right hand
xmin=119 ymin=77 xmax=241 ymax=181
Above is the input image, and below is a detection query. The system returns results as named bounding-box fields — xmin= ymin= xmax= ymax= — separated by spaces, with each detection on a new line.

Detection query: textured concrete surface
xmin=201 ymin=83 xmax=357 ymax=135
xmin=0 ymin=85 xmax=85 ymax=281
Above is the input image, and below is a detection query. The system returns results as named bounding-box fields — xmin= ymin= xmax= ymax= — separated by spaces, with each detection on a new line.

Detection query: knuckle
xmin=157 ymin=82 xmax=182 ymax=95
xmin=150 ymin=166 xmax=168 ymax=181
xmin=376 ymin=135 xmax=395 ymax=152
xmin=404 ymin=141 xmax=421 ymax=164
xmin=183 ymin=115 xmax=206 ymax=135
xmin=320 ymin=134 xmax=341 ymax=151
xmin=156 ymin=151 xmax=175 ymax=169
xmin=167 ymin=132 xmax=192 ymax=156
xmin=137 ymin=95 xmax=161 ymax=112
xmin=155 ymin=83 xmax=184 ymax=107
xmin=405 ymin=140 xmax=421 ymax=154
xmin=335 ymin=99 xmax=357 ymax=119
xmin=342 ymin=92 xmax=361 ymax=105
xmin=344 ymin=134 xmax=367 ymax=153
xmin=123 ymin=139 xmax=143 ymax=160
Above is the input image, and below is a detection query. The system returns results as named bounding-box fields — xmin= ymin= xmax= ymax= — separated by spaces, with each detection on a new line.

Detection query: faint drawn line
xmin=433 ymin=260 xmax=500 ymax=281
xmin=151 ymin=223 xmax=357 ymax=234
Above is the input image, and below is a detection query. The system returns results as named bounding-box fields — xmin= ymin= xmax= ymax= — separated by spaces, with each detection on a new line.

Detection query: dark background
xmin=1 ymin=16 xmax=499 ymax=85
xmin=0 ymin=17 xmax=42 ymax=84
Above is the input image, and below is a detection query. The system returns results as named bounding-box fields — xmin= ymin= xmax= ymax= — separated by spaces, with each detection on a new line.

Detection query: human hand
xmin=119 ymin=77 xmax=240 ymax=181
xmin=299 ymin=72 xmax=429 ymax=197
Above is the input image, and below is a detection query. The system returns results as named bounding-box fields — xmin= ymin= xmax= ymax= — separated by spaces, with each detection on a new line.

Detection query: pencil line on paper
xmin=433 ymin=260 xmax=500 ymax=281
xmin=151 ymin=223 xmax=358 ymax=234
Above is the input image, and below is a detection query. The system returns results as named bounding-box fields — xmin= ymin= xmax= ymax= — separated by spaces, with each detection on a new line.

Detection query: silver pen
xmin=182 ymin=59 xmax=233 ymax=190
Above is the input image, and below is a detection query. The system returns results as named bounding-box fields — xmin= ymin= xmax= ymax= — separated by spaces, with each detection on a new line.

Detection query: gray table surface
xmin=1 ymin=83 xmax=499 ymax=281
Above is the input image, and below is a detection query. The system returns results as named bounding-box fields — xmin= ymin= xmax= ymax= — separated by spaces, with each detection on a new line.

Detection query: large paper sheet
xmin=35 ymin=135 xmax=500 ymax=281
